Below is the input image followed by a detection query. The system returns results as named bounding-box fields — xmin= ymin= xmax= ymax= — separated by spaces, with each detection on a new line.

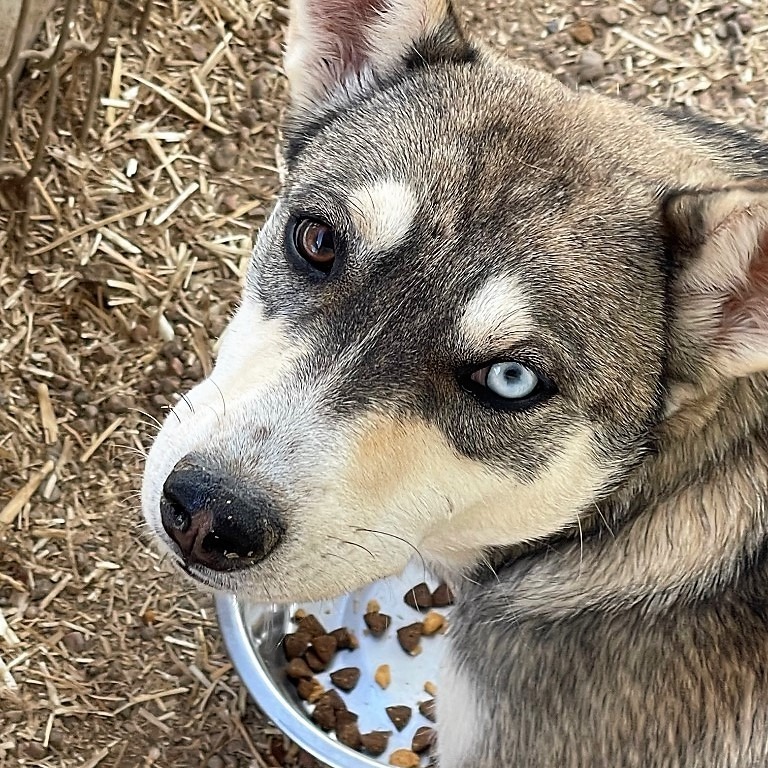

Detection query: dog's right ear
xmin=283 ymin=0 xmax=474 ymax=114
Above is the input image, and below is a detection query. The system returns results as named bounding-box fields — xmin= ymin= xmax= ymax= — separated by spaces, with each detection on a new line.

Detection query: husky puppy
xmin=142 ymin=1 xmax=768 ymax=764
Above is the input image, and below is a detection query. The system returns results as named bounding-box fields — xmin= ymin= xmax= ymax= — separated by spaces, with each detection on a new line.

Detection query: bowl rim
xmin=215 ymin=593 xmax=382 ymax=768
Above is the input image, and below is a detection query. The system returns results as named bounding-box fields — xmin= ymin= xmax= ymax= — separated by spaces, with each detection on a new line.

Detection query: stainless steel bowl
xmin=216 ymin=560 xmax=450 ymax=767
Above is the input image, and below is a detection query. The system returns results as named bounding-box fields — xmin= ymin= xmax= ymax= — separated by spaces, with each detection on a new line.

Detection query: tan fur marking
xmin=341 ymin=415 xmax=616 ymax=568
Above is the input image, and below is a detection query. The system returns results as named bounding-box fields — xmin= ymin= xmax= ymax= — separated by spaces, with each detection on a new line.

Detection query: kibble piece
xmin=421 ymin=611 xmax=446 ymax=636
xmin=418 ymin=698 xmax=436 ymax=722
xmin=431 ymin=583 xmax=454 ymax=607
xmin=374 ymin=663 xmax=391 ymax=689
xmin=412 ymin=726 xmax=436 ymax=753
xmin=330 ymin=667 xmax=361 ymax=692
xmin=335 ymin=709 xmax=359 ymax=728
xmin=404 ymin=582 xmax=433 ymax=611
xmin=364 ymin=611 xmax=391 ymax=636
xmin=297 ymin=614 xmax=327 ymax=639
xmin=312 ymin=634 xmax=338 ymax=664
xmin=283 ymin=631 xmax=311 ymax=660
xmin=305 ymin=649 xmax=327 ymax=673
xmin=337 ymin=720 xmax=362 ymax=750
xmin=296 ymin=678 xmax=324 ymax=702
xmin=360 ymin=731 xmax=390 ymax=756
xmin=285 ymin=658 xmax=313 ymax=679
xmin=424 ymin=680 xmax=437 ymax=696
xmin=389 ymin=749 xmax=420 ymax=767
xmin=330 ymin=626 xmax=358 ymax=650
xmin=366 ymin=599 xmax=381 ymax=613
xmin=385 ymin=705 xmax=412 ymax=731
xmin=397 ymin=622 xmax=423 ymax=654
xmin=318 ymin=689 xmax=346 ymax=712
xmin=311 ymin=701 xmax=336 ymax=731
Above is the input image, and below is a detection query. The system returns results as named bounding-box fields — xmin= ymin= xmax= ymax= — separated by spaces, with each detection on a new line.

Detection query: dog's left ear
xmin=284 ymin=0 xmax=474 ymax=113
xmin=665 ymin=182 xmax=768 ymax=379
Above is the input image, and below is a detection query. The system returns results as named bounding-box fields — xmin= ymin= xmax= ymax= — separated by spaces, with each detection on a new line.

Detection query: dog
xmin=141 ymin=0 xmax=768 ymax=764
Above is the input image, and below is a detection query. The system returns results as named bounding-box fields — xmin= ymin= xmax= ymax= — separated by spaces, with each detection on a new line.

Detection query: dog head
xmin=141 ymin=0 xmax=768 ymax=600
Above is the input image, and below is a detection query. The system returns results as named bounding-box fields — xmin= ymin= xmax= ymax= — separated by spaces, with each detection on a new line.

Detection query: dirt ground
xmin=1 ymin=0 xmax=766 ymax=766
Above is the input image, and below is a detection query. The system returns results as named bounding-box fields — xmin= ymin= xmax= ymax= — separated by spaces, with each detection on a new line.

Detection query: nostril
xmin=162 ymin=489 xmax=191 ymax=534
xmin=159 ymin=457 xmax=284 ymax=573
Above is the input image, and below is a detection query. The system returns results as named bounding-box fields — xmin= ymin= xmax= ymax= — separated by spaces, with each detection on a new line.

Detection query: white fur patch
xmin=348 ymin=180 xmax=418 ymax=253
xmin=437 ymin=654 xmax=485 ymax=767
xmin=460 ymin=275 xmax=535 ymax=352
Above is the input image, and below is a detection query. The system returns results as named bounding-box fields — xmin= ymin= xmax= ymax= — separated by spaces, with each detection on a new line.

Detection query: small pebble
xmin=26 ymin=743 xmax=47 ymax=759
xmin=569 ymin=19 xmax=595 ymax=44
xmin=209 ymin=141 xmax=239 ymax=172
xmin=651 ymin=0 xmax=668 ymax=14
xmin=63 ymin=630 xmax=85 ymax=653
xmin=735 ymin=12 xmax=753 ymax=33
xmin=577 ymin=49 xmax=605 ymax=82
xmin=598 ymin=6 xmax=621 ymax=25
xmin=207 ymin=757 xmax=225 ymax=768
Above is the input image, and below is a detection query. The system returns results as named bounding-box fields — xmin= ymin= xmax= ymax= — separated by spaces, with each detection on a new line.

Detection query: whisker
xmin=593 ymin=502 xmax=616 ymax=539
xmin=129 ymin=408 xmax=163 ymax=430
xmin=210 ymin=379 xmax=227 ymax=418
xmin=161 ymin=404 xmax=182 ymax=425
xmin=326 ymin=534 xmax=376 ymax=559
xmin=113 ymin=443 xmax=148 ymax=459
xmin=353 ymin=527 xmax=427 ymax=579
xmin=180 ymin=392 xmax=195 ymax=416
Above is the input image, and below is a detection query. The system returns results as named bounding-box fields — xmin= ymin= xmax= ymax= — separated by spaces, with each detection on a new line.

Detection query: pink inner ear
xmin=721 ymin=232 xmax=768 ymax=337
xmin=316 ymin=0 xmax=389 ymax=72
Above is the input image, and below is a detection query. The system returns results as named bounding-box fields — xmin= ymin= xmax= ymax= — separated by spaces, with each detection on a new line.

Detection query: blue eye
xmin=483 ymin=362 xmax=538 ymax=399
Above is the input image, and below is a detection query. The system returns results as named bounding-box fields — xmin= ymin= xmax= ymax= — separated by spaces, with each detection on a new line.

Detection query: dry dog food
xmin=374 ymin=663 xmax=391 ymax=689
xmin=330 ymin=667 xmax=361 ymax=692
xmin=364 ymin=610 xmax=392 ymax=636
xmin=411 ymin=726 xmax=436 ymax=753
xmin=404 ymin=582 xmax=433 ymax=611
xmin=397 ymin=622 xmax=423 ymax=654
xmin=418 ymin=698 xmax=436 ymax=722
xmin=283 ymin=582 xmax=452 ymax=764
xmin=385 ymin=705 xmax=412 ymax=731
xmin=389 ymin=749 xmax=421 ymax=767
xmin=360 ymin=731 xmax=391 ymax=756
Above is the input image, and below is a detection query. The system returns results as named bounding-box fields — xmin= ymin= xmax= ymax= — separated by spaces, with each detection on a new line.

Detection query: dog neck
xmin=468 ymin=371 xmax=768 ymax=619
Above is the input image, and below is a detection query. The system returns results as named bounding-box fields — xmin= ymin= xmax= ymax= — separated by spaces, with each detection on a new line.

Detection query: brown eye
xmin=293 ymin=218 xmax=336 ymax=273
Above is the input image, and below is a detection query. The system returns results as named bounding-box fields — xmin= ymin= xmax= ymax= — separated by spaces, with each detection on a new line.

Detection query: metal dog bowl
xmin=216 ymin=560 xmax=450 ymax=767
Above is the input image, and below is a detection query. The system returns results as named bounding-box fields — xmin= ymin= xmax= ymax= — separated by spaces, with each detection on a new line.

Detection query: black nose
xmin=160 ymin=458 xmax=284 ymax=572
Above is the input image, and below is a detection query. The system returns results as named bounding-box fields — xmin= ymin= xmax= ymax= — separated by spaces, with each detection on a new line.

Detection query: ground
xmin=0 ymin=0 xmax=766 ymax=766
